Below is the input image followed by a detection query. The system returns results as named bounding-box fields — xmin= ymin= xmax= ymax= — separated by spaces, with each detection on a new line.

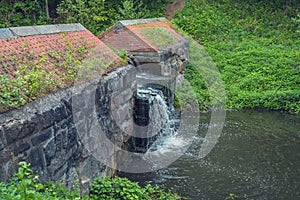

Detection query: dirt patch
xmin=166 ymin=0 xmax=186 ymax=20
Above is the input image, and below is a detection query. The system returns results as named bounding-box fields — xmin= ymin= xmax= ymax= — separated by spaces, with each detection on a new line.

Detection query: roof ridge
xmin=0 ymin=23 xmax=86 ymax=39
xmin=115 ymin=18 xmax=167 ymax=30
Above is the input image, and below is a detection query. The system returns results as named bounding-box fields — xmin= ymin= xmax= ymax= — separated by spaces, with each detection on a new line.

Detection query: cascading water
xmin=131 ymin=86 xmax=190 ymax=167
xmin=130 ymin=87 xmax=172 ymax=153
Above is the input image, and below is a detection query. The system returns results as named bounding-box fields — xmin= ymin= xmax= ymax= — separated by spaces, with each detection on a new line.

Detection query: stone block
xmin=66 ymin=124 xmax=78 ymax=149
xmin=135 ymin=55 xmax=160 ymax=63
xmin=39 ymin=105 xmax=68 ymax=129
xmin=51 ymin=161 xmax=68 ymax=181
xmin=61 ymin=98 xmax=72 ymax=115
xmin=13 ymin=141 xmax=30 ymax=156
xmin=10 ymin=26 xmax=40 ymax=37
xmin=31 ymin=128 xmax=53 ymax=146
xmin=107 ymin=76 xmax=120 ymax=92
xmin=0 ymin=151 xmax=15 ymax=182
xmin=57 ymin=23 xmax=85 ymax=32
xmin=111 ymin=95 xmax=120 ymax=111
xmin=0 ymin=28 xmax=16 ymax=39
xmin=5 ymin=119 xmax=38 ymax=145
xmin=0 ymin=126 xmax=6 ymax=151
xmin=75 ymin=23 xmax=86 ymax=31
xmin=27 ymin=147 xmax=45 ymax=171
xmin=120 ymin=88 xmax=133 ymax=103
xmin=44 ymin=138 xmax=56 ymax=166
xmin=34 ymin=25 xmax=60 ymax=35
xmin=115 ymin=104 xmax=131 ymax=123
xmin=138 ymin=63 xmax=162 ymax=76
xmin=123 ymin=68 xmax=136 ymax=88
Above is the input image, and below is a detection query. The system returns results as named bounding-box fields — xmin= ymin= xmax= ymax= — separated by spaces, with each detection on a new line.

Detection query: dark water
xmin=120 ymin=110 xmax=300 ymax=199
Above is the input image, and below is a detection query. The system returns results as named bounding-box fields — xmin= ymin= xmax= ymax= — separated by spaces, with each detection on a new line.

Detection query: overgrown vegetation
xmin=174 ymin=0 xmax=300 ymax=113
xmin=0 ymin=162 xmax=80 ymax=199
xmin=90 ymin=176 xmax=180 ymax=200
xmin=0 ymin=162 xmax=180 ymax=200
xmin=0 ymin=35 xmax=87 ymax=112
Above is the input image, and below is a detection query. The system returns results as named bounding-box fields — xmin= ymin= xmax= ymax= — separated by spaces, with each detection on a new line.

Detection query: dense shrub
xmin=90 ymin=176 xmax=180 ymax=200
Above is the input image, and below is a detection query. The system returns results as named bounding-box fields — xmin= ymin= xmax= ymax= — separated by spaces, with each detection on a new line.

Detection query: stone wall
xmin=0 ymin=36 xmax=188 ymax=193
xmin=0 ymin=65 xmax=136 ymax=192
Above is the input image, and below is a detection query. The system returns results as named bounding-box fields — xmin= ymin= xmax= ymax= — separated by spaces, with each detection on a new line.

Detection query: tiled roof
xmin=0 ymin=24 xmax=119 ymax=78
xmin=99 ymin=18 xmax=187 ymax=52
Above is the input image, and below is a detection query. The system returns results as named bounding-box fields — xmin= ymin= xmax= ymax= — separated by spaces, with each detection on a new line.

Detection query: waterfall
xmin=120 ymin=85 xmax=197 ymax=172
xmin=131 ymin=86 xmax=186 ymax=155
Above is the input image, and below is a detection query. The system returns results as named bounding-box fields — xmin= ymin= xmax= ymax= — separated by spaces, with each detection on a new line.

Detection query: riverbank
xmin=173 ymin=0 xmax=300 ymax=113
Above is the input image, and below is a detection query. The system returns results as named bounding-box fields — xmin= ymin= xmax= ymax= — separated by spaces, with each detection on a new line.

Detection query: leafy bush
xmin=0 ymin=162 xmax=81 ymax=200
xmin=90 ymin=176 xmax=180 ymax=200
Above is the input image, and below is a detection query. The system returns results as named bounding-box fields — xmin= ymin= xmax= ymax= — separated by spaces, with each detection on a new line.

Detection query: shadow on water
xmin=120 ymin=110 xmax=300 ymax=199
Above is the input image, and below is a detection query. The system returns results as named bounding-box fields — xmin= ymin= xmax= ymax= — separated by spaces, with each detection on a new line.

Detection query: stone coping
xmin=0 ymin=23 xmax=86 ymax=39
xmin=115 ymin=18 xmax=167 ymax=29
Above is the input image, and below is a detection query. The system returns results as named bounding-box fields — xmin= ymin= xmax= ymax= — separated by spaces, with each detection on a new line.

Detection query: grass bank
xmin=173 ymin=0 xmax=300 ymax=113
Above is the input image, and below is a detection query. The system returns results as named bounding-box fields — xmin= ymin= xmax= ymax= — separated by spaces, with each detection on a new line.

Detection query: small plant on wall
xmin=0 ymin=34 xmax=88 ymax=113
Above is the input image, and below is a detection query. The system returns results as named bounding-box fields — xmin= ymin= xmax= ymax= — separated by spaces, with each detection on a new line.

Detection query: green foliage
xmin=0 ymin=75 xmax=26 ymax=110
xmin=0 ymin=35 xmax=87 ymax=112
xmin=56 ymin=0 xmax=169 ymax=35
xmin=174 ymin=0 xmax=300 ymax=113
xmin=90 ymin=176 xmax=144 ymax=200
xmin=177 ymin=64 xmax=210 ymax=110
xmin=0 ymin=0 xmax=49 ymax=28
xmin=90 ymin=176 xmax=180 ymax=200
xmin=0 ymin=162 xmax=180 ymax=200
xmin=57 ymin=0 xmax=117 ymax=35
xmin=118 ymin=0 xmax=147 ymax=20
xmin=115 ymin=49 xmax=129 ymax=66
xmin=292 ymin=12 xmax=300 ymax=33
xmin=0 ymin=162 xmax=81 ymax=200
xmin=225 ymin=193 xmax=249 ymax=200
xmin=140 ymin=27 xmax=175 ymax=48
xmin=117 ymin=0 xmax=169 ymax=20
xmin=4 ymin=162 xmax=44 ymax=199
xmin=0 ymin=0 xmax=170 ymax=34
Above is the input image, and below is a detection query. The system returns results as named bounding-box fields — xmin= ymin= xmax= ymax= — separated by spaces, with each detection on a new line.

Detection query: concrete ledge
xmin=0 ymin=28 xmax=16 ymax=39
xmin=0 ymin=23 xmax=86 ymax=39
xmin=9 ymin=26 xmax=40 ymax=37
xmin=116 ymin=18 xmax=167 ymax=29
xmin=57 ymin=23 xmax=86 ymax=32
xmin=34 ymin=25 xmax=60 ymax=35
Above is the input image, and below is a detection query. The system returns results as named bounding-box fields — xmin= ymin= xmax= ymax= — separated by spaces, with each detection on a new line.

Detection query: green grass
xmin=140 ymin=27 xmax=176 ymax=48
xmin=173 ymin=0 xmax=300 ymax=113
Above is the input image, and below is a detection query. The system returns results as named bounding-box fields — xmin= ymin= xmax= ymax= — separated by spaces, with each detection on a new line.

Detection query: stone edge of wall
xmin=0 ymin=23 xmax=86 ymax=39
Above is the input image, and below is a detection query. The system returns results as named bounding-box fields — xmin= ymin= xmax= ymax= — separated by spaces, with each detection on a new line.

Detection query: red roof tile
xmin=99 ymin=19 xmax=187 ymax=52
xmin=0 ymin=28 xmax=119 ymax=79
